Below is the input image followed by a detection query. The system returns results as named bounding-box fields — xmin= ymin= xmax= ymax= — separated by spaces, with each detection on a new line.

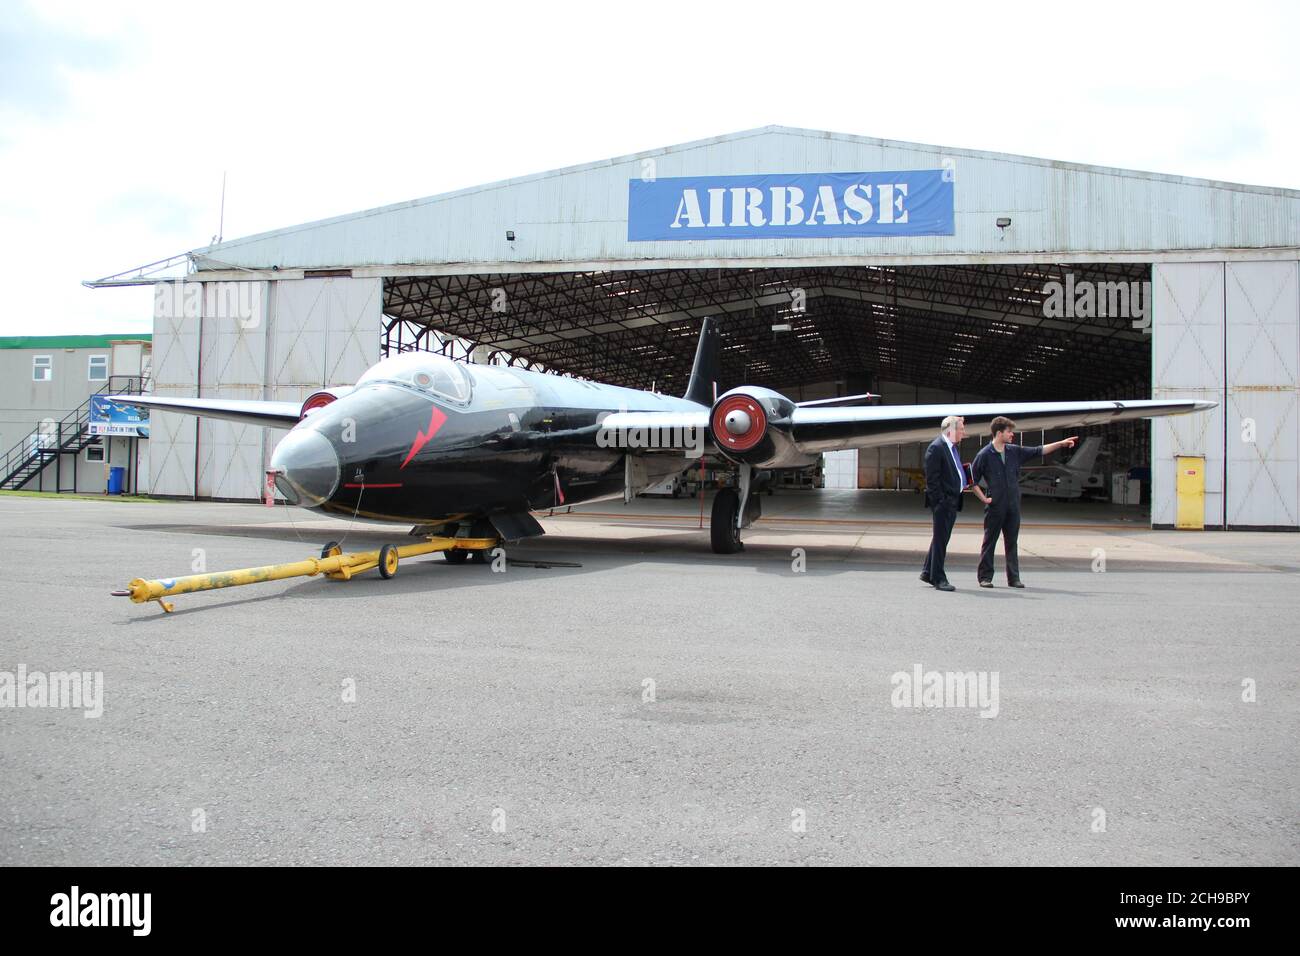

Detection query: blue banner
xmin=628 ymin=170 xmax=954 ymax=241
xmin=89 ymin=396 xmax=149 ymax=438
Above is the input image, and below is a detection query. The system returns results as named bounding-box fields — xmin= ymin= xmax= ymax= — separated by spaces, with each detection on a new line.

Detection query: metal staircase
xmin=1 ymin=376 xmax=148 ymax=492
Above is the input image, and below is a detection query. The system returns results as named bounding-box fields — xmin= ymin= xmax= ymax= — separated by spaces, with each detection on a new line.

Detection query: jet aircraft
xmin=1018 ymin=436 xmax=1106 ymax=500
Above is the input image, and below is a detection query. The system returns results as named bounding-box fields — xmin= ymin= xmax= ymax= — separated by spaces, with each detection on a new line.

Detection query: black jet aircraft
xmin=115 ymin=318 xmax=1214 ymax=554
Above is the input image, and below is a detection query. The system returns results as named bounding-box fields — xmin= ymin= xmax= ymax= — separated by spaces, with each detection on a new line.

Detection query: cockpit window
xmin=355 ymin=353 xmax=472 ymax=403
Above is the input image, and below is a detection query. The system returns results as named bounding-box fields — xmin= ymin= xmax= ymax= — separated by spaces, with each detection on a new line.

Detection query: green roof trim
xmin=0 ymin=334 xmax=152 ymax=350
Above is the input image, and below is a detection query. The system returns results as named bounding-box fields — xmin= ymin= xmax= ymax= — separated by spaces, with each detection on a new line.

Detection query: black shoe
xmin=978 ymin=580 xmax=993 ymax=588
xmin=1007 ymin=579 xmax=1025 ymax=589
xmin=920 ymin=573 xmax=932 ymax=585
xmin=935 ymin=581 xmax=955 ymax=592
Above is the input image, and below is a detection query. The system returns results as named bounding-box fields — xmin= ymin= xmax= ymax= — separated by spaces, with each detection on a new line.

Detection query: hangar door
xmin=1225 ymin=261 xmax=1299 ymax=529
xmin=1152 ymin=263 xmax=1226 ymax=529
xmin=149 ymin=277 xmax=381 ymax=499
xmin=1153 ymin=260 xmax=1300 ymax=530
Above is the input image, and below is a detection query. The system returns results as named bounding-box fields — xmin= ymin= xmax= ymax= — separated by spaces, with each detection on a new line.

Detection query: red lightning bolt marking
xmin=400 ymin=407 xmax=448 ymax=469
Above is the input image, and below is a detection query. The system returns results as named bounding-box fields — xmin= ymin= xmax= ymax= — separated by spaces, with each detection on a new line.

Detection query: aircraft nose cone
xmin=270 ymin=428 xmax=339 ymax=506
xmin=724 ymin=409 xmax=751 ymax=435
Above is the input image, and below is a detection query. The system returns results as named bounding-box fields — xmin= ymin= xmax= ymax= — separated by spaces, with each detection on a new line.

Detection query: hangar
xmin=89 ymin=126 xmax=1300 ymax=529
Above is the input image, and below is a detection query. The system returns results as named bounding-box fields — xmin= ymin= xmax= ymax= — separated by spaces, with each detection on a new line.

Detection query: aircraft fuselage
xmin=272 ymin=357 xmax=700 ymax=525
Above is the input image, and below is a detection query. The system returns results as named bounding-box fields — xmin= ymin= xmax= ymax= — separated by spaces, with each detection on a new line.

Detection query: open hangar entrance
xmin=381 ymin=261 xmax=1153 ymax=504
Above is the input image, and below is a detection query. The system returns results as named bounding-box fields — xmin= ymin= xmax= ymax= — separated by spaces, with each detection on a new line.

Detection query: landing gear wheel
xmin=710 ymin=488 xmax=743 ymax=554
xmin=443 ymin=549 xmax=470 ymax=564
xmin=320 ymin=541 xmax=342 ymax=559
xmin=378 ymin=543 xmax=399 ymax=579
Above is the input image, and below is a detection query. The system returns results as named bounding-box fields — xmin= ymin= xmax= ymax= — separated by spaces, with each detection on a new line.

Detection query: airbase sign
xmin=628 ymin=170 xmax=954 ymax=241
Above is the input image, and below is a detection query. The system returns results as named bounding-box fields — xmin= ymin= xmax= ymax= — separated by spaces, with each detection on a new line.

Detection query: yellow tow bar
xmin=112 ymin=536 xmax=499 ymax=613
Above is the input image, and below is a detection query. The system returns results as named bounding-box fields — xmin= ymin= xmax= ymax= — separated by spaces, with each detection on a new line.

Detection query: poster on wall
xmin=89 ymin=396 xmax=150 ymax=438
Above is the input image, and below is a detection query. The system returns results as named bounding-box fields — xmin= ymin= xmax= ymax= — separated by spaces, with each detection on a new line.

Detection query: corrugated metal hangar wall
xmin=1153 ymin=260 xmax=1298 ymax=529
xmin=186 ymin=128 xmax=1300 ymax=271
xmin=148 ymin=277 xmax=380 ymax=498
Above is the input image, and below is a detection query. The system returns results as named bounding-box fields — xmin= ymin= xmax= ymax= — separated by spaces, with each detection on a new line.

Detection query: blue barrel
xmin=107 ymin=466 xmax=125 ymax=495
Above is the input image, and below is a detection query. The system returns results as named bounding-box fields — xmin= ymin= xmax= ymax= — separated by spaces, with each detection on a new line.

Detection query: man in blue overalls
xmin=970 ymin=416 xmax=1078 ymax=588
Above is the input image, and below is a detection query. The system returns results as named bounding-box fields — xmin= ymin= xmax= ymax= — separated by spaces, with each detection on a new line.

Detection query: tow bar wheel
xmin=379 ymin=543 xmax=399 ymax=579
xmin=320 ymin=541 xmax=342 ymax=559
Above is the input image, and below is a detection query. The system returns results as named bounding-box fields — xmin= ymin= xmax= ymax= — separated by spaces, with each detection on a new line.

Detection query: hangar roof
xmin=189 ymin=125 xmax=1300 ymax=276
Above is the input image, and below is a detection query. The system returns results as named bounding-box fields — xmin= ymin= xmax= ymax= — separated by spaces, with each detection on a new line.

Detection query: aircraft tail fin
xmin=1062 ymin=436 xmax=1102 ymax=474
xmin=683 ymin=317 xmax=721 ymax=406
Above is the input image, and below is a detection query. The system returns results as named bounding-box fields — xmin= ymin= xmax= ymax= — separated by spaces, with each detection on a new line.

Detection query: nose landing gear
xmin=710 ymin=462 xmax=761 ymax=554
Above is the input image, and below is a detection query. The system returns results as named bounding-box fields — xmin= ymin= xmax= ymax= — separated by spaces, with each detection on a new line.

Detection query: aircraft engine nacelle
xmin=299 ymin=386 xmax=355 ymax=420
xmin=709 ymin=387 xmax=807 ymax=467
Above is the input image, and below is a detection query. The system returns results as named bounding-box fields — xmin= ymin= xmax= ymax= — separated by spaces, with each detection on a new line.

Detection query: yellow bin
xmin=1175 ymin=456 xmax=1206 ymax=530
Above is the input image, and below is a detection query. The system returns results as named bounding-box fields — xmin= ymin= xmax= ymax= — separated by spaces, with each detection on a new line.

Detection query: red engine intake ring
xmin=711 ymin=395 xmax=767 ymax=453
xmin=300 ymin=391 xmax=337 ymax=420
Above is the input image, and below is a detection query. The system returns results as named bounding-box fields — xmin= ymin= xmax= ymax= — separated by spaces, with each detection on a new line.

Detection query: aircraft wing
xmin=109 ymin=394 xmax=302 ymax=429
xmin=601 ymin=399 xmax=1214 ymax=456
xmin=789 ymin=399 xmax=1213 ymax=452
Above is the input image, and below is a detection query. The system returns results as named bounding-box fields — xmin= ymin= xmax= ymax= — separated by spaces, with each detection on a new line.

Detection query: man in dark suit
xmin=970 ymin=416 xmax=1078 ymax=588
xmin=920 ymin=415 xmax=970 ymax=592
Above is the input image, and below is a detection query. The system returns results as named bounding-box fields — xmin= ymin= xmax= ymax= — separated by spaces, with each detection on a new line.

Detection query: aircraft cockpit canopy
xmin=356 ymin=352 xmax=473 ymax=404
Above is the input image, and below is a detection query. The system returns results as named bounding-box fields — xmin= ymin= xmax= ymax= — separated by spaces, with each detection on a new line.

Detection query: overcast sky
xmin=2 ymin=0 xmax=1296 ymax=337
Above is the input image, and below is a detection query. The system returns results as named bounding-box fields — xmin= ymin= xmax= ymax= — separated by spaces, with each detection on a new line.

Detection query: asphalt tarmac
xmin=1 ymin=492 xmax=1296 ymax=865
